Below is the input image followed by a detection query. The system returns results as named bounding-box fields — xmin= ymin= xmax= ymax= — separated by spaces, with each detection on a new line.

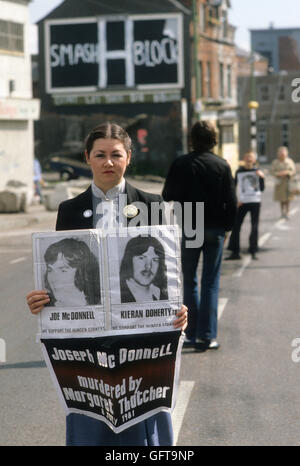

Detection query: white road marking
xmin=172 ymin=381 xmax=195 ymax=446
xmin=258 ymin=232 xmax=272 ymax=248
xmin=0 ymin=338 xmax=6 ymax=364
xmin=218 ymin=298 xmax=228 ymax=320
xmin=274 ymin=218 xmax=285 ymax=228
xmin=231 ymin=206 xmax=299 ymax=278
xmin=232 ymin=254 xmax=252 ymax=278
xmin=276 ymin=223 xmax=291 ymax=231
xmin=289 ymin=207 xmax=298 ymax=217
xmin=10 ymin=257 xmax=26 ymax=265
xmin=173 ymin=298 xmax=227 ymax=444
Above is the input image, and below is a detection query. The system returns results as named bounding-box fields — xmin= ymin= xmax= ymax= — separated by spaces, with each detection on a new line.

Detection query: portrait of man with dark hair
xmin=119 ymin=235 xmax=168 ymax=303
xmin=43 ymin=237 xmax=101 ymax=307
xmin=241 ymin=173 xmax=259 ymax=194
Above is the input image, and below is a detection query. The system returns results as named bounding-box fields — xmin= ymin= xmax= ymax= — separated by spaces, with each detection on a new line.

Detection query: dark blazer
xmin=56 ymin=181 xmax=165 ymax=231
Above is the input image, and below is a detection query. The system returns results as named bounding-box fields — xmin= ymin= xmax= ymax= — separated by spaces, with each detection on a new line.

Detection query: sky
xmin=28 ymin=0 xmax=300 ymax=53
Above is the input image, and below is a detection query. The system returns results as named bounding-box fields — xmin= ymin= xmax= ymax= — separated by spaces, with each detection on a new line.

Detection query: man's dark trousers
xmin=228 ymin=203 xmax=260 ymax=254
xmin=181 ymin=228 xmax=225 ymax=342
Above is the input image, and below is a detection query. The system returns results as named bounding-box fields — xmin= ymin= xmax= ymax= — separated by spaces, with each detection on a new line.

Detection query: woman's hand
xmin=173 ymin=304 xmax=188 ymax=332
xmin=256 ymin=169 xmax=265 ymax=178
xmin=277 ymin=170 xmax=289 ymax=177
xmin=26 ymin=290 xmax=50 ymax=315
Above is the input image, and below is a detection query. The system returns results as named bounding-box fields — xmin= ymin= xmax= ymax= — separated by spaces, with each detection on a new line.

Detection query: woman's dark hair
xmin=85 ymin=122 xmax=132 ymax=156
xmin=44 ymin=238 xmax=101 ymax=306
xmin=190 ymin=120 xmax=217 ymax=153
xmin=119 ymin=235 xmax=168 ymax=303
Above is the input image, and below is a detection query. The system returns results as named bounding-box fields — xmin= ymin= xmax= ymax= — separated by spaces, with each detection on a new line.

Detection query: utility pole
xmin=193 ymin=0 xmax=201 ymax=121
xmin=248 ymin=49 xmax=259 ymax=154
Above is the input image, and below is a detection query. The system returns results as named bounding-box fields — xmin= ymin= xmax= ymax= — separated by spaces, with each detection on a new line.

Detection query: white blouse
xmin=91 ymin=178 xmax=126 ymax=230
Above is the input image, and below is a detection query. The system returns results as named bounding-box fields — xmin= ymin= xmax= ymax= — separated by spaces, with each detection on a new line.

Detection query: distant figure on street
xmin=226 ymin=151 xmax=265 ymax=261
xmin=162 ymin=121 xmax=237 ymax=352
xmin=270 ymin=146 xmax=296 ymax=219
xmin=33 ymin=158 xmax=44 ymax=203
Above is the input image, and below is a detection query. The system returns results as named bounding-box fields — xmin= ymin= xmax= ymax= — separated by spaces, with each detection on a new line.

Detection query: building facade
xmin=191 ymin=0 xmax=240 ymax=172
xmin=0 ymin=0 xmax=40 ymax=201
xmin=239 ymin=26 xmax=300 ymax=163
xmin=236 ymin=47 xmax=269 ymax=78
xmin=251 ymin=26 xmax=300 ymax=73
xmin=35 ymin=0 xmax=192 ymax=177
xmin=238 ymin=72 xmax=300 ymax=163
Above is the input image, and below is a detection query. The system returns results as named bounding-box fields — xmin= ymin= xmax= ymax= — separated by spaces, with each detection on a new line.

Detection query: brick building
xmin=236 ymin=48 xmax=269 ymax=78
xmin=187 ymin=0 xmax=240 ymax=172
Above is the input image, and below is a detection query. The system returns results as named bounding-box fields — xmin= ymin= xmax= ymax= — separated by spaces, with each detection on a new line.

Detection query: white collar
xmin=91 ymin=178 xmax=125 ymax=201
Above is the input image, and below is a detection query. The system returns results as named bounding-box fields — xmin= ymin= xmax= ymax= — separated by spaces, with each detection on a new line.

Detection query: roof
xmin=206 ymin=0 xmax=231 ymax=7
xmin=235 ymin=46 xmax=268 ymax=61
xmin=250 ymin=27 xmax=300 ymax=33
xmin=37 ymin=0 xmax=190 ymax=23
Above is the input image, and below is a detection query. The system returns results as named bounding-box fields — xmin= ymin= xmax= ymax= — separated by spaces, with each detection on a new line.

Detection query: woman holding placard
xmin=26 ymin=122 xmax=187 ymax=446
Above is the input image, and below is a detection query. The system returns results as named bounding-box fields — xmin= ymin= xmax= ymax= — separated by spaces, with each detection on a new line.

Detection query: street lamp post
xmin=248 ymin=50 xmax=259 ymax=153
xmin=193 ymin=0 xmax=201 ymax=121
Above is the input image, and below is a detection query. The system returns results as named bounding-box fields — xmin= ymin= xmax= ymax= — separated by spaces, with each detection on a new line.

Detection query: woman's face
xmin=85 ymin=138 xmax=131 ymax=192
xmin=244 ymin=152 xmax=256 ymax=169
xmin=278 ymin=148 xmax=287 ymax=162
xmin=46 ymin=252 xmax=77 ymax=296
xmin=132 ymin=246 xmax=159 ymax=286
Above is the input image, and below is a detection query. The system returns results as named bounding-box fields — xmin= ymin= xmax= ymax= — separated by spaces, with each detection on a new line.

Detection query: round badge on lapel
xmin=123 ymin=204 xmax=139 ymax=218
xmin=83 ymin=209 xmax=93 ymax=218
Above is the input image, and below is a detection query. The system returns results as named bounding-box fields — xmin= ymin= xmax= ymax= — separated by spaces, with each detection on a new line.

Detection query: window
xmin=281 ymin=118 xmax=289 ymax=147
xmin=227 ymin=64 xmax=232 ymax=98
xmin=257 ymin=120 xmax=267 ymax=156
xmin=199 ymin=3 xmax=206 ymax=32
xmin=277 ymin=84 xmax=285 ymax=101
xmin=221 ymin=10 xmax=228 ymax=39
xmin=198 ymin=61 xmax=203 ymax=97
xmin=219 ymin=63 xmax=224 ymax=98
xmin=0 ymin=20 xmax=24 ymax=53
xmin=222 ymin=125 xmax=234 ymax=144
xmin=259 ymin=84 xmax=270 ymax=102
xmin=207 ymin=4 xmax=220 ymax=26
xmin=205 ymin=61 xmax=211 ymax=98
xmin=208 ymin=6 xmax=220 ymax=20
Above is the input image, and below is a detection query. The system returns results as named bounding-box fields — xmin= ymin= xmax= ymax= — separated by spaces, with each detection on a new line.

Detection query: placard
xmin=32 ymin=226 xmax=184 ymax=433
xmin=237 ymin=171 xmax=262 ymax=203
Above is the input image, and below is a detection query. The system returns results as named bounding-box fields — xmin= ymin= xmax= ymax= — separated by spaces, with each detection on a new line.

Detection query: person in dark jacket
xmin=162 ymin=121 xmax=237 ymax=352
xmin=226 ymin=150 xmax=265 ymax=260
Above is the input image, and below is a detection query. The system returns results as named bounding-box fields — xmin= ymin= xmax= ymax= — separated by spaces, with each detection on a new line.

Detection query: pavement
xmin=0 ymin=175 xmax=165 ymax=232
xmin=0 ymin=203 xmax=55 ymax=232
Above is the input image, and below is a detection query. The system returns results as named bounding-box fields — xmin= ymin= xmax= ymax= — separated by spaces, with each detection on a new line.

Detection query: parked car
xmin=49 ymin=150 xmax=92 ymax=180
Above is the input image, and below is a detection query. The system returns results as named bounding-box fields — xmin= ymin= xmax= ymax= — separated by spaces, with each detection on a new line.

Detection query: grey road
xmin=1 ymin=172 xmax=300 ymax=446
